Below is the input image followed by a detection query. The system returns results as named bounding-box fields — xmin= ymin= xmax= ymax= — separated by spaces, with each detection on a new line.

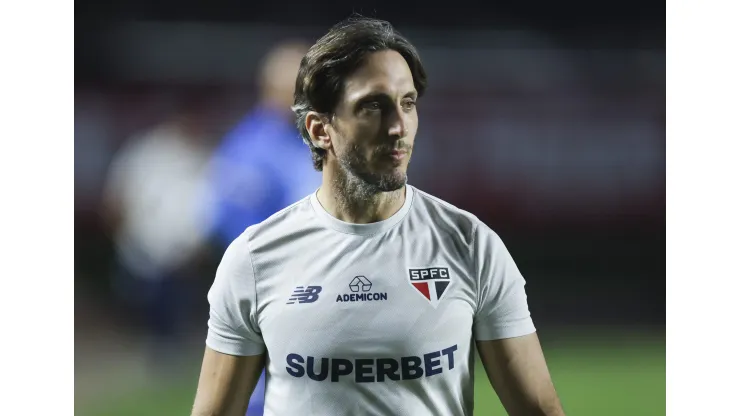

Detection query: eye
xmin=361 ymin=101 xmax=381 ymax=111
xmin=402 ymin=99 xmax=416 ymax=111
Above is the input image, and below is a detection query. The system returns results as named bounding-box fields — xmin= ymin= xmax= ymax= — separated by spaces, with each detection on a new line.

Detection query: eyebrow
xmin=354 ymin=90 xmax=418 ymax=102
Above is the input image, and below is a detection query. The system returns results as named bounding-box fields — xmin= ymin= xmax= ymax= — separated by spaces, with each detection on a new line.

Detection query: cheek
xmin=335 ymin=131 xmax=373 ymax=159
xmin=403 ymin=112 xmax=419 ymax=139
xmin=348 ymin=126 xmax=380 ymax=153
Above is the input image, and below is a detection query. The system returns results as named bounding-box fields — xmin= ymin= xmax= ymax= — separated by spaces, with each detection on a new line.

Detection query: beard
xmin=336 ymin=141 xmax=409 ymax=196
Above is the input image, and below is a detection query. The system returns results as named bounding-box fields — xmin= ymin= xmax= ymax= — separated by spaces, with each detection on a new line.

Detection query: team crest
xmin=408 ymin=267 xmax=451 ymax=307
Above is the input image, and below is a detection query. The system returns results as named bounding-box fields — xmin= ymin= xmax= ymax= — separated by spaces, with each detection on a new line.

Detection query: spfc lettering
xmin=408 ymin=267 xmax=451 ymax=308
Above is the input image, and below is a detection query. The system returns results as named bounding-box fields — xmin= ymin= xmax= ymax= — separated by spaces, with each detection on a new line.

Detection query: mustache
xmin=376 ymin=142 xmax=412 ymax=154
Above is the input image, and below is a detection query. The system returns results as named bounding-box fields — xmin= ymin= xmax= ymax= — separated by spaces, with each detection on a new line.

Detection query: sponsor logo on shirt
xmin=286 ymin=344 xmax=458 ymax=382
xmin=336 ymin=276 xmax=388 ymax=303
xmin=286 ymin=286 xmax=323 ymax=304
xmin=408 ymin=267 xmax=451 ymax=307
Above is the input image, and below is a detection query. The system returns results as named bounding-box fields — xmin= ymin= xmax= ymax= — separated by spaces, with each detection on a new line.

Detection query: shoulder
xmin=218 ymin=196 xmax=314 ymax=272
xmin=235 ymin=195 xmax=317 ymax=249
xmin=409 ymin=185 xmax=489 ymax=245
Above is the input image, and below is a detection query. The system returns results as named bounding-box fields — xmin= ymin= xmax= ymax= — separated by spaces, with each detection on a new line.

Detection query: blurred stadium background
xmin=75 ymin=1 xmax=665 ymax=415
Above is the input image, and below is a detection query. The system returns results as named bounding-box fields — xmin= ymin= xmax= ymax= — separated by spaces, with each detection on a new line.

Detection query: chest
xmin=254 ymin=233 xmax=478 ymax=358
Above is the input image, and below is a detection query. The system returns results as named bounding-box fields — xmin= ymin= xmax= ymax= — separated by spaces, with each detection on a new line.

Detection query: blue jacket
xmin=208 ymin=105 xmax=322 ymax=248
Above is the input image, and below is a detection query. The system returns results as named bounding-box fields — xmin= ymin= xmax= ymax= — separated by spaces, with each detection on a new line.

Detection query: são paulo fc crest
xmin=408 ymin=267 xmax=451 ymax=308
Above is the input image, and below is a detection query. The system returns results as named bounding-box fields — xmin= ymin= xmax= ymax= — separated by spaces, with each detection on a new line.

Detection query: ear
xmin=305 ymin=111 xmax=332 ymax=152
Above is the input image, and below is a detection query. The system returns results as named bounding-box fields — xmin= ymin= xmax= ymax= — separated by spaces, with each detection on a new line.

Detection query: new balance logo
xmin=286 ymin=286 xmax=322 ymax=304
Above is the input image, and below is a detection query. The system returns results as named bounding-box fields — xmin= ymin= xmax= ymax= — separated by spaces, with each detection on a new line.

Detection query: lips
xmin=389 ymin=149 xmax=407 ymax=161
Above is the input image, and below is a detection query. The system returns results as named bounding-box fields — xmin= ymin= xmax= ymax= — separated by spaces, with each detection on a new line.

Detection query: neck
xmin=317 ymin=165 xmax=406 ymax=224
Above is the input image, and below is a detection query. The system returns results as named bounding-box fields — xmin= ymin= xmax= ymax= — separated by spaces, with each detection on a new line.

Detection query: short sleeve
xmin=472 ymin=223 xmax=536 ymax=341
xmin=205 ymin=230 xmax=266 ymax=356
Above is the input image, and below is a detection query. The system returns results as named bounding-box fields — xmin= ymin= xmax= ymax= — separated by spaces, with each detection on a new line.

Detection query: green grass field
xmin=77 ymin=334 xmax=665 ymax=416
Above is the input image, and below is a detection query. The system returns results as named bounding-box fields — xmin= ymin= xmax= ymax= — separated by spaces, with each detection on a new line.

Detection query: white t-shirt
xmin=206 ymin=184 xmax=536 ymax=415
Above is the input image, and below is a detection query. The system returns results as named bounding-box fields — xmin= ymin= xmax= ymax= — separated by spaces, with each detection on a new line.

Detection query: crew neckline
xmin=310 ymin=185 xmax=415 ymax=236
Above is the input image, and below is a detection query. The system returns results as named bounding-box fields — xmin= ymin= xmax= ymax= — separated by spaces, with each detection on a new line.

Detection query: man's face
xmin=328 ymin=50 xmax=419 ymax=192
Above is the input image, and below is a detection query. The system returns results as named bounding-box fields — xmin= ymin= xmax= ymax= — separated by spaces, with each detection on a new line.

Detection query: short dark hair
xmin=292 ymin=16 xmax=428 ymax=171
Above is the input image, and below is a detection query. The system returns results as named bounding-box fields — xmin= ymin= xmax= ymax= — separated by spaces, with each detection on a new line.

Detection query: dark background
xmin=76 ymin=0 xmax=666 ymax=82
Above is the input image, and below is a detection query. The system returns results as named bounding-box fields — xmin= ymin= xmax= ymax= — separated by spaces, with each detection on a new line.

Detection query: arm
xmin=191 ymin=347 xmax=265 ymax=416
xmin=477 ymin=334 xmax=563 ymax=416
xmin=192 ymin=229 xmax=266 ymax=415
xmin=471 ymin=223 xmax=564 ymax=415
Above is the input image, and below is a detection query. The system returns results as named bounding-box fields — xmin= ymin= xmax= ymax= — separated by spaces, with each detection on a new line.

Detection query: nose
xmin=386 ymin=105 xmax=407 ymax=139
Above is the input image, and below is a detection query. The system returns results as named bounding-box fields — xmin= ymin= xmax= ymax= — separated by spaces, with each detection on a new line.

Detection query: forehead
xmin=342 ymin=50 xmax=416 ymax=101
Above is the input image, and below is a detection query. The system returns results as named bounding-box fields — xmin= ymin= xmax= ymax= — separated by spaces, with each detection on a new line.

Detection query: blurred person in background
xmin=102 ymin=94 xmax=216 ymax=369
xmin=204 ymin=41 xmax=321 ymax=416
xmin=207 ymin=40 xmax=322 ymax=250
xmin=192 ymin=16 xmax=564 ymax=416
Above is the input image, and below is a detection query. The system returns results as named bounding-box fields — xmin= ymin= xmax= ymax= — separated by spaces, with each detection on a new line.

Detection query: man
xmin=102 ymin=95 xmax=215 ymax=366
xmin=192 ymin=16 xmax=565 ymax=416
